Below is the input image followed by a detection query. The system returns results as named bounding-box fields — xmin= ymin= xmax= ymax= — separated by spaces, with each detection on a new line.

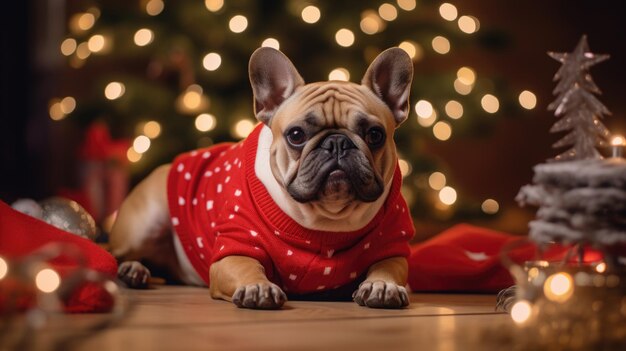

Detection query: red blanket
xmin=0 ymin=201 xmax=117 ymax=313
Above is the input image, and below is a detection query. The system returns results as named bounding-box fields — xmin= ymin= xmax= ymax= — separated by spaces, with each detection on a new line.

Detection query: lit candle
xmin=611 ymin=135 xmax=625 ymax=158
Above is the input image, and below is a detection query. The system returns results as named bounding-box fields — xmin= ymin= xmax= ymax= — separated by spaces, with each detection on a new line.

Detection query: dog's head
xmin=249 ymin=47 xmax=413 ymax=206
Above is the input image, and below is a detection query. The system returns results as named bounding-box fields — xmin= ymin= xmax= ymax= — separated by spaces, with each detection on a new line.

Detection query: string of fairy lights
xmin=49 ymin=0 xmax=539 ymax=216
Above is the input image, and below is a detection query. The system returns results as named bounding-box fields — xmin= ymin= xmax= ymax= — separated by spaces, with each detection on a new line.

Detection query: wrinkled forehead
xmin=271 ymin=81 xmax=393 ymax=130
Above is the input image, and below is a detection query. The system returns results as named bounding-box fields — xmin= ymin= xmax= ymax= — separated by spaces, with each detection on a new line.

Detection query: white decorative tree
xmin=547 ymin=35 xmax=611 ymax=161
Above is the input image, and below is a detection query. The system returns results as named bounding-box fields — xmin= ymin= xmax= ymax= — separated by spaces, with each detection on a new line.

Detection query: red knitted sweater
xmin=167 ymin=124 xmax=414 ymax=294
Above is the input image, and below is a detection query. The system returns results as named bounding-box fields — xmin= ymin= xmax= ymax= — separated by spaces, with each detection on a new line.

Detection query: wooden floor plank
xmin=28 ymin=285 xmax=511 ymax=351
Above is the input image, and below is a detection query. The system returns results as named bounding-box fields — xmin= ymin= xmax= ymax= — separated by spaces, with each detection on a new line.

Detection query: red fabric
xmin=0 ymin=200 xmax=117 ymax=313
xmin=168 ymin=124 xmax=415 ymax=294
xmin=407 ymin=223 xmax=603 ymax=293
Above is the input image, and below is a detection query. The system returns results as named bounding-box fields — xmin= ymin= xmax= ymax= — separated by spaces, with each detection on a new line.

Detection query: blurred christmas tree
xmin=51 ymin=0 xmax=535 ymax=227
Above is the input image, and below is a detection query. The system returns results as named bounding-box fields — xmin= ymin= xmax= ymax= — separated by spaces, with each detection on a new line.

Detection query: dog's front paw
xmin=232 ymin=282 xmax=287 ymax=310
xmin=352 ymin=281 xmax=409 ymax=309
xmin=118 ymin=261 xmax=151 ymax=289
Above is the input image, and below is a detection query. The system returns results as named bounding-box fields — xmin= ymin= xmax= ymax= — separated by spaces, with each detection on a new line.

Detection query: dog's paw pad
xmin=352 ymin=281 xmax=409 ymax=309
xmin=232 ymin=282 xmax=287 ymax=310
xmin=118 ymin=261 xmax=151 ymax=289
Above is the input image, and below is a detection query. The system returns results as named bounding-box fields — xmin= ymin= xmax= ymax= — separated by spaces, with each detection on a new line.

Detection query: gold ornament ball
xmin=38 ymin=197 xmax=98 ymax=241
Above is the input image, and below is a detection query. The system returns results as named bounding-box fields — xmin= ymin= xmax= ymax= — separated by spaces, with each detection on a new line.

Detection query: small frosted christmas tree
xmin=547 ymin=35 xmax=611 ymax=161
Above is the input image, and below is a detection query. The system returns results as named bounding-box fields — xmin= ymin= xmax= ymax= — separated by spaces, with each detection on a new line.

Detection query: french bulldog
xmin=109 ymin=47 xmax=415 ymax=309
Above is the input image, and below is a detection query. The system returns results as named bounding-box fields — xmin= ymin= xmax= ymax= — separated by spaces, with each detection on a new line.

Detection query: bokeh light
xmin=511 ymin=300 xmax=532 ymax=324
xmin=335 ymin=28 xmax=355 ymax=47
xmin=195 ymin=113 xmax=217 ymax=132
xmin=133 ymin=135 xmax=151 ymax=153
xmin=428 ymin=172 xmax=446 ymax=190
xmin=61 ymin=38 xmax=77 ymax=56
xmin=203 ymin=52 xmax=222 ymax=71
xmin=328 ymin=68 xmax=350 ymax=81
xmin=378 ymin=3 xmax=398 ymax=21
xmin=544 ymin=272 xmax=574 ymax=303
xmin=35 ymin=268 xmax=61 ymax=293
xmin=396 ymin=0 xmax=416 ymax=11
xmin=439 ymin=3 xmax=458 ymax=21
xmin=301 ymin=5 xmax=321 ymax=24
xmin=414 ymin=100 xmax=433 ymax=118
xmin=0 ymin=256 xmax=7 ymax=280
xmin=431 ymin=36 xmax=450 ymax=54
xmin=233 ymin=119 xmax=256 ymax=139
xmin=229 ymin=15 xmax=248 ymax=33
xmin=145 ymin=0 xmax=165 ymax=16
xmin=439 ymin=186 xmax=457 ymax=205
xmin=262 ymin=38 xmax=280 ymax=49
xmin=458 ymin=16 xmax=480 ymax=34
xmin=399 ymin=41 xmax=423 ymax=61
xmin=143 ymin=121 xmax=161 ymax=139
xmin=104 ymin=82 xmax=125 ymax=100
xmin=518 ymin=90 xmax=537 ymax=110
xmin=360 ymin=11 xmax=384 ymax=35
xmin=481 ymin=94 xmax=500 ymax=113
xmin=444 ymin=100 xmax=463 ymax=119
xmin=457 ymin=67 xmax=476 ymax=85
xmin=205 ymin=0 xmax=224 ymax=12
xmin=433 ymin=121 xmax=452 ymax=141
xmin=134 ymin=28 xmax=154 ymax=46
xmin=481 ymin=199 xmax=499 ymax=214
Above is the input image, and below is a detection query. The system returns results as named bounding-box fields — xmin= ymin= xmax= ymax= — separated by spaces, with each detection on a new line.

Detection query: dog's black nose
xmin=320 ymin=134 xmax=356 ymax=158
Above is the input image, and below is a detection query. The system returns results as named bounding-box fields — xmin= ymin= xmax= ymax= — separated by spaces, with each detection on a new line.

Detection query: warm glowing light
xmin=143 ymin=121 xmax=161 ymax=139
xmin=195 ymin=113 xmax=217 ymax=132
xmin=127 ymin=147 xmax=142 ymax=163
xmin=481 ymin=94 xmax=500 ymax=113
xmin=511 ymin=300 xmax=533 ymax=324
xmin=439 ymin=3 xmax=458 ymax=21
xmin=60 ymin=97 xmax=76 ymax=114
xmin=399 ymin=41 xmax=423 ymax=61
xmin=87 ymin=34 xmax=105 ymax=53
xmin=457 ymin=67 xmax=476 ymax=85
xmin=35 ymin=268 xmax=61 ymax=293
xmin=204 ymin=0 xmax=224 ymax=12
xmin=77 ymin=13 xmax=96 ymax=31
xmin=335 ymin=28 xmax=355 ymax=47
xmin=76 ymin=42 xmax=91 ymax=60
xmin=134 ymin=28 xmax=154 ymax=46
xmin=262 ymin=38 xmax=280 ymax=50
xmin=458 ymin=15 xmax=480 ymax=34
xmin=396 ymin=0 xmax=416 ymax=11
xmin=433 ymin=121 xmax=452 ymax=141
xmin=595 ymin=262 xmax=607 ymax=273
xmin=183 ymin=91 xmax=202 ymax=110
xmin=133 ymin=135 xmax=151 ymax=154
xmin=439 ymin=186 xmax=457 ymax=205
xmin=301 ymin=5 xmax=321 ymax=24
xmin=378 ymin=3 xmax=398 ymax=21
xmin=444 ymin=100 xmax=463 ymax=119
xmin=544 ymin=272 xmax=574 ymax=302
xmin=481 ymin=199 xmax=499 ymax=214
xmin=0 ymin=256 xmax=7 ymax=280
xmin=233 ymin=119 xmax=256 ymax=139
xmin=428 ymin=172 xmax=446 ymax=190
xmin=145 ymin=0 xmax=165 ymax=16
xmin=612 ymin=135 xmax=626 ymax=146
xmin=360 ymin=11 xmax=384 ymax=35
xmin=328 ymin=68 xmax=350 ymax=81
xmin=431 ymin=36 xmax=450 ymax=54
xmin=399 ymin=159 xmax=412 ymax=177
xmin=61 ymin=38 xmax=77 ymax=56
xmin=417 ymin=111 xmax=437 ymax=127
xmin=415 ymin=100 xmax=433 ymax=118
xmin=518 ymin=90 xmax=537 ymax=110
xmin=229 ymin=15 xmax=248 ymax=33
xmin=104 ymin=82 xmax=125 ymax=100
xmin=202 ymin=52 xmax=222 ymax=71
xmin=49 ymin=100 xmax=65 ymax=121
xmin=454 ymin=79 xmax=473 ymax=95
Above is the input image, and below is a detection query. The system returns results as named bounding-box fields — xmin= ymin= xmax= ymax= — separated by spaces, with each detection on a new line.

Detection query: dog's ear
xmin=249 ymin=47 xmax=305 ymax=125
xmin=362 ymin=48 xmax=414 ymax=127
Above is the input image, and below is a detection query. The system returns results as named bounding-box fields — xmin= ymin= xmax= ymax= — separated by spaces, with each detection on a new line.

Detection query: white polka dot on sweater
xmin=192 ymin=198 xmax=198 ymax=206
xmin=228 ymin=214 xmax=234 ymax=219
xmin=274 ymin=230 xmax=280 ymax=236
xmin=401 ymin=231 xmax=407 ymax=236
xmin=191 ymin=150 xmax=198 ymax=157
xmin=196 ymin=237 xmax=204 ymax=248
xmin=215 ymin=167 xmax=221 ymax=173
xmin=250 ymin=230 xmax=258 ymax=237
xmin=225 ymin=176 xmax=231 ymax=183
xmin=178 ymin=197 xmax=185 ymax=206
xmin=206 ymin=200 xmax=213 ymax=210
xmin=363 ymin=242 xmax=370 ymax=250
xmin=225 ymin=164 xmax=232 ymax=171
xmin=234 ymin=205 xmax=239 ymax=212
xmin=176 ymin=163 xmax=184 ymax=172
xmin=202 ymin=151 xmax=211 ymax=159
xmin=326 ymin=249 xmax=334 ymax=258
xmin=289 ymin=274 xmax=297 ymax=281
xmin=200 ymin=253 xmax=205 ymax=259
xmin=217 ymin=184 xmax=223 ymax=193
xmin=211 ymin=222 xmax=216 ymax=228
xmin=172 ymin=217 xmax=179 ymax=226
xmin=317 ymin=285 xmax=325 ymax=290
xmin=287 ymin=250 xmax=293 ymax=256
xmin=350 ymin=272 xmax=357 ymax=279
xmin=219 ymin=245 xmax=225 ymax=251
xmin=234 ymin=158 xmax=239 ymax=164
xmin=220 ymin=151 xmax=226 ymax=157
xmin=234 ymin=189 xmax=242 ymax=197
xmin=184 ymin=172 xmax=191 ymax=180
xmin=323 ymin=267 xmax=332 ymax=275
xmin=204 ymin=170 xmax=213 ymax=177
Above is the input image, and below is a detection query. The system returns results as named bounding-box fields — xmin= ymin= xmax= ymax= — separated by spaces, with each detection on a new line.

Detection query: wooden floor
xmin=34 ymin=285 xmax=517 ymax=351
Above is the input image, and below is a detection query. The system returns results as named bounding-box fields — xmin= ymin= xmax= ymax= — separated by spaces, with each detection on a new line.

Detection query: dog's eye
xmin=365 ymin=127 xmax=385 ymax=147
xmin=286 ymin=127 xmax=307 ymax=147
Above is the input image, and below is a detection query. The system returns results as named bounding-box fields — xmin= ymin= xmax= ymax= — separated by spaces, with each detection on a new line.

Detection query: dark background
xmin=2 ymin=0 xmax=625 ymax=237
